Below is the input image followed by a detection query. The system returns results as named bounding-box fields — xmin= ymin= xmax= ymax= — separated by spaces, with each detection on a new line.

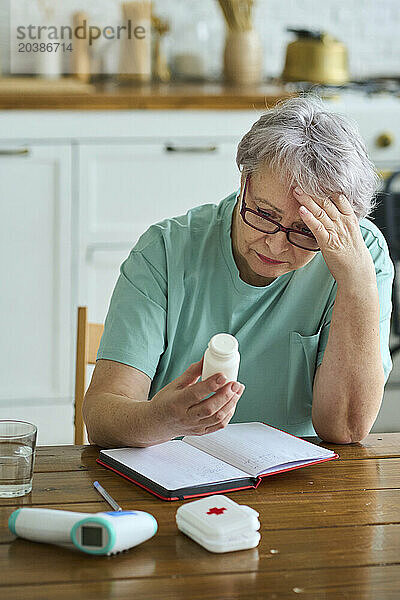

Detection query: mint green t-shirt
xmin=97 ymin=192 xmax=394 ymax=437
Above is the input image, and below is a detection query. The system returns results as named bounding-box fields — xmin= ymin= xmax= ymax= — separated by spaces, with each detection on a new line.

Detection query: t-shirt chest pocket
xmin=287 ymin=330 xmax=321 ymax=425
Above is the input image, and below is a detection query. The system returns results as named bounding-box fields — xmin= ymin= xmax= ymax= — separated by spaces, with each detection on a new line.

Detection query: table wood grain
xmin=1 ymin=433 xmax=399 ymax=599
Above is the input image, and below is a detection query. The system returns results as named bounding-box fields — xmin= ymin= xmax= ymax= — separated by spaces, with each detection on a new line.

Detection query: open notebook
xmin=97 ymin=422 xmax=339 ymax=501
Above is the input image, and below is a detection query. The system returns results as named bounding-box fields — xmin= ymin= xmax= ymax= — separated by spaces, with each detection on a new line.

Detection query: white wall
xmin=0 ymin=0 xmax=399 ymax=79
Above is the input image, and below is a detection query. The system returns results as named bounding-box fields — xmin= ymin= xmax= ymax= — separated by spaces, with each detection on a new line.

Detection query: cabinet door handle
xmin=165 ymin=144 xmax=217 ymax=153
xmin=375 ymin=132 xmax=394 ymax=148
xmin=0 ymin=148 xmax=30 ymax=156
xmin=86 ymin=242 xmax=134 ymax=256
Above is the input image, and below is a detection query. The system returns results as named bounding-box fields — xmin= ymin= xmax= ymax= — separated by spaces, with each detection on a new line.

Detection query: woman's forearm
xmin=312 ymin=275 xmax=385 ymax=444
xmin=83 ymin=392 xmax=172 ymax=448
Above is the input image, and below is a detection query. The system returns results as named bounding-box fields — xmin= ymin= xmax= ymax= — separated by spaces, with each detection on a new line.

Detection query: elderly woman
xmin=83 ymin=96 xmax=394 ymax=448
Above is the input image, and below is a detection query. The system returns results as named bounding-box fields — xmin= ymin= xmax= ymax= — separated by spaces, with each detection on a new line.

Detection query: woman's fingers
xmin=185 ymin=380 xmax=245 ymax=419
xmin=186 ymin=382 xmax=244 ymax=431
xmin=298 ymin=205 xmax=330 ymax=246
xmin=179 ymin=371 xmax=227 ymax=405
xmin=294 ymin=187 xmax=355 ymax=221
xmin=333 ymin=193 xmax=357 ymax=217
xmin=292 ymin=187 xmax=351 ymax=249
xmin=293 ymin=186 xmax=360 ymax=253
xmin=203 ymin=407 xmax=237 ymax=435
xmin=174 ymin=358 xmax=204 ymax=390
xmin=172 ymin=362 xmax=245 ymax=434
xmin=199 ymin=394 xmax=239 ymax=427
xmin=186 ymin=392 xmax=241 ymax=435
xmin=293 ymin=187 xmax=339 ymax=225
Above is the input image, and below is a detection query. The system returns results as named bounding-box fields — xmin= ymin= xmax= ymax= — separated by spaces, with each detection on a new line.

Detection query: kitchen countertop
xmin=0 ymin=79 xmax=295 ymax=110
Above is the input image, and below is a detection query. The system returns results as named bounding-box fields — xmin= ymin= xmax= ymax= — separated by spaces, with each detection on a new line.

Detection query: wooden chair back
xmin=74 ymin=306 xmax=104 ymax=444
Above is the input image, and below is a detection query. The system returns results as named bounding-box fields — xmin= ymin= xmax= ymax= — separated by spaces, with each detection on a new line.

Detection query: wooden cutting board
xmin=0 ymin=77 xmax=95 ymax=95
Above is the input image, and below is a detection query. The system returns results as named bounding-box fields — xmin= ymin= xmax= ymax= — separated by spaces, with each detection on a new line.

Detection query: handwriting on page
xmin=104 ymin=442 xmax=249 ymax=490
xmin=184 ymin=423 xmax=335 ymax=477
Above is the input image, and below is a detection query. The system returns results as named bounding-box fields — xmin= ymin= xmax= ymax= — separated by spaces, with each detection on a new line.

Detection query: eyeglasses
xmin=239 ymin=175 xmax=320 ymax=252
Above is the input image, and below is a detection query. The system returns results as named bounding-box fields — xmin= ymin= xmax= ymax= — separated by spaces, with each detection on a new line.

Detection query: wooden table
xmin=1 ymin=434 xmax=400 ymax=599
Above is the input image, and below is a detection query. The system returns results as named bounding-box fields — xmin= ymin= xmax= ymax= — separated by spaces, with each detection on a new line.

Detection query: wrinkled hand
xmin=150 ymin=358 xmax=245 ymax=438
xmin=293 ymin=187 xmax=375 ymax=286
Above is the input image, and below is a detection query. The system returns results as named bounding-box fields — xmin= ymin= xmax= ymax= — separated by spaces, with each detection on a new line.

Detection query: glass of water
xmin=0 ymin=421 xmax=37 ymax=498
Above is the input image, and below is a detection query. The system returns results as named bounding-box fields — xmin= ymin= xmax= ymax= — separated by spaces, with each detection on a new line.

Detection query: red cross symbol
xmin=207 ymin=507 xmax=227 ymax=515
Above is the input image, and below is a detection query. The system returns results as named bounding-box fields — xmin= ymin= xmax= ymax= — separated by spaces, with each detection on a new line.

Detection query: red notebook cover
xmin=96 ymin=445 xmax=339 ymax=501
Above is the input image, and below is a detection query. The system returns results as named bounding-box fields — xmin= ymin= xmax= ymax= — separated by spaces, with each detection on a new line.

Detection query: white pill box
xmin=176 ymin=495 xmax=261 ymax=553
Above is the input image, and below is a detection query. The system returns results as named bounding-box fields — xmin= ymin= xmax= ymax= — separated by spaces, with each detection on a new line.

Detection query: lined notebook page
xmin=100 ymin=441 xmax=250 ymax=491
xmin=183 ymin=423 xmax=336 ymax=477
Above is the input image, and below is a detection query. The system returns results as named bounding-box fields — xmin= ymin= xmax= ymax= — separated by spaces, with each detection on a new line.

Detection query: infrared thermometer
xmin=8 ymin=508 xmax=157 ymax=555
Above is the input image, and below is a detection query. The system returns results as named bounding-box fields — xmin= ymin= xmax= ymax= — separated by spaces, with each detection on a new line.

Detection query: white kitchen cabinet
xmin=0 ymin=145 xmax=72 ymax=407
xmin=333 ymin=97 xmax=400 ymax=172
xmin=77 ymin=140 xmax=240 ymax=322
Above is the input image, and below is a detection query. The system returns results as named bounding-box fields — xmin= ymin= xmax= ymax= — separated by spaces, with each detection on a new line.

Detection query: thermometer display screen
xmin=81 ymin=526 xmax=103 ymax=547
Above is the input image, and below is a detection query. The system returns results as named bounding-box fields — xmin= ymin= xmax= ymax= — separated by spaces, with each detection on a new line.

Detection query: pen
xmin=93 ymin=481 xmax=123 ymax=511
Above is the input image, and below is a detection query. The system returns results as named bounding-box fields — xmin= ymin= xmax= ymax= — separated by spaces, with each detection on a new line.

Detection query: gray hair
xmin=236 ymin=95 xmax=379 ymax=219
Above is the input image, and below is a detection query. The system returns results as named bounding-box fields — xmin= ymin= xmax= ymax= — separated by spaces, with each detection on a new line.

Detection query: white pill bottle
xmin=201 ymin=333 xmax=240 ymax=383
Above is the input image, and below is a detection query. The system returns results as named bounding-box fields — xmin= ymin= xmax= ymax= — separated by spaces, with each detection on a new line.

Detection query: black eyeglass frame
xmin=239 ymin=174 xmax=321 ymax=252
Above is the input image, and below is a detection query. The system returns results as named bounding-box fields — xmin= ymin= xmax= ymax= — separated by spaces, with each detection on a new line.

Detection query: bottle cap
xmin=209 ymin=333 xmax=238 ymax=358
